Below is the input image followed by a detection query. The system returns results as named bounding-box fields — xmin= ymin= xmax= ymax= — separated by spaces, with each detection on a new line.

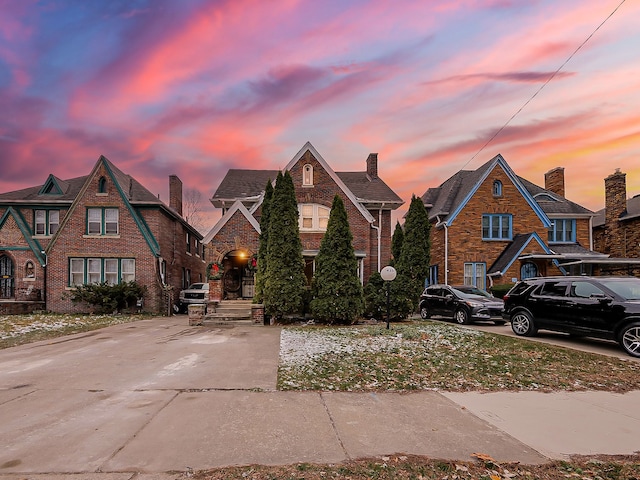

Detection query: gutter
xmin=435 ymin=216 xmax=448 ymax=285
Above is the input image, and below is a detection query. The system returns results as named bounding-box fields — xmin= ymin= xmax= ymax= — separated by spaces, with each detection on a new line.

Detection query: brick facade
xmin=205 ymin=146 xmax=399 ymax=299
xmin=0 ymin=157 xmax=204 ymax=314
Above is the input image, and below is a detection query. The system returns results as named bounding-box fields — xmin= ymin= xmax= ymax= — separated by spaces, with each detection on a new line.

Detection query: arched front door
xmin=222 ymin=249 xmax=255 ymax=299
xmin=0 ymin=255 xmax=14 ymax=299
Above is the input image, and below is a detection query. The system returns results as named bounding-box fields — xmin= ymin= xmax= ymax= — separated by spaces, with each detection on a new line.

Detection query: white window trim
xmin=303 ymin=164 xmax=314 ymax=186
xmin=299 ymin=203 xmax=330 ymax=231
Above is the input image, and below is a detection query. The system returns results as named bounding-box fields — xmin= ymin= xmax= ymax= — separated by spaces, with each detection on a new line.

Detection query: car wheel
xmin=494 ymin=320 xmax=506 ymax=326
xmin=172 ymin=304 xmax=180 ymax=314
xmin=511 ymin=311 xmax=537 ymax=337
xmin=420 ymin=305 xmax=430 ymax=319
xmin=454 ymin=308 xmax=470 ymax=325
xmin=620 ymin=323 xmax=640 ymax=358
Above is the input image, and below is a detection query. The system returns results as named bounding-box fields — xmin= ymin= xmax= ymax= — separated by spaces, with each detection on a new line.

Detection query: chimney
xmin=604 ymin=169 xmax=627 ymax=257
xmin=366 ymin=153 xmax=378 ymax=179
xmin=169 ymin=175 xmax=183 ymax=216
xmin=605 ymin=168 xmax=627 ymax=224
xmin=544 ymin=167 xmax=565 ymax=197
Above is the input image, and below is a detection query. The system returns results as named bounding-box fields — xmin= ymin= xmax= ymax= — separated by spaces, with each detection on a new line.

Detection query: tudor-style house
xmin=0 ymin=155 xmax=205 ymax=314
xmin=204 ymin=142 xmax=403 ymax=300
xmin=421 ymin=154 xmax=604 ymax=290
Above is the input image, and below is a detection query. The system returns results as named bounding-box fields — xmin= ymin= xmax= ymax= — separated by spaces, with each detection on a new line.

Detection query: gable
xmin=0 ymin=207 xmax=45 ymax=265
xmin=203 ymin=201 xmax=260 ymax=244
xmin=285 ymin=142 xmax=375 ymax=223
xmin=488 ymin=232 xmax=552 ymax=275
xmin=436 ymin=155 xmax=551 ymax=228
xmin=47 ymin=156 xmax=161 ymax=256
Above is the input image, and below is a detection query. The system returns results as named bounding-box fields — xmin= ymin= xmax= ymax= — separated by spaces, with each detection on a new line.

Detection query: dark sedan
xmin=419 ymin=284 xmax=505 ymax=325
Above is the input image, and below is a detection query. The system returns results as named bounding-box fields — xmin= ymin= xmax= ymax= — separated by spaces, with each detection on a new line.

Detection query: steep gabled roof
xmin=0 ymin=207 xmax=46 ymax=266
xmin=0 ymin=175 xmax=86 ymax=203
xmin=47 ymin=156 xmax=166 ymax=255
xmin=284 ymin=142 xmax=375 ymax=223
xmin=488 ymin=232 xmax=552 ymax=275
xmin=422 ymin=154 xmax=551 ymax=227
xmin=202 ymin=201 xmax=260 ymax=244
xmin=210 ymin=142 xmax=404 ymax=216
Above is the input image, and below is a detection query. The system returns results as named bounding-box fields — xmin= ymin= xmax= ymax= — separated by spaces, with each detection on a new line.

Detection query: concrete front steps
xmin=204 ymin=299 xmax=254 ymax=325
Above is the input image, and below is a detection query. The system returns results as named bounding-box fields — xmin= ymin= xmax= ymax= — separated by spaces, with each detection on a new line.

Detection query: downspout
xmin=436 ymin=216 xmax=448 ymax=285
xmin=370 ymin=204 xmax=385 ymax=273
xmin=589 ymin=216 xmax=593 ymax=251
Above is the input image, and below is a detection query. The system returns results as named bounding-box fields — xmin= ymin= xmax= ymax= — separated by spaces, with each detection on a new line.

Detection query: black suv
xmin=419 ymin=284 xmax=505 ymax=325
xmin=502 ymin=276 xmax=640 ymax=357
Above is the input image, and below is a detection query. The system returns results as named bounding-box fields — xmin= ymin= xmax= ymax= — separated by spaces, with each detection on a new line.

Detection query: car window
xmin=598 ymin=279 xmax=640 ymax=300
xmin=570 ymin=281 xmax=605 ymax=298
xmin=537 ymin=281 xmax=569 ymax=297
xmin=189 ymin=284 xmax=205 ymax=290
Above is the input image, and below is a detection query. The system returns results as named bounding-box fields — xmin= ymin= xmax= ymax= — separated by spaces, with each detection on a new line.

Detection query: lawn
xmin=278 ymin=321 xmax=640 ymax=392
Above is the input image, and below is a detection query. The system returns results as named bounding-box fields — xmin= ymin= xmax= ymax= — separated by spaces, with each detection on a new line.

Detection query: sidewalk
xmin=0 ymin=319 xmax=638 ymax=479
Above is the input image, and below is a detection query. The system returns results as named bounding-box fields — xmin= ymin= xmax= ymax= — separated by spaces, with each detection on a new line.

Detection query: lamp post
xmin=380 ymin=265 xmax=397 ymax=329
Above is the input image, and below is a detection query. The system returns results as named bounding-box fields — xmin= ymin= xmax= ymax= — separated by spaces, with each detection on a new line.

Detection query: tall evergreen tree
xmin=396 ymin=194 xmax=431 ymax=310
xmin=310 ymin=195 xmax=364 ymax=324
xmin=263 ymin=171 xmax=306 ymax=318
xmin=391 ymin=221 xmax=404 ymax=264
xmin=253 ymin=179 xmax=273 ymax=304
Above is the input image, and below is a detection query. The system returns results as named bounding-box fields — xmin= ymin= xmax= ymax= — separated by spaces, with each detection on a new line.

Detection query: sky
xmin=1 ymin=0 xmax=639 ymax=232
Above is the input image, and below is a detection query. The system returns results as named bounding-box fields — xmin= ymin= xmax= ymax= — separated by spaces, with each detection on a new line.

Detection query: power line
xmin=461 ymin=0 xmax=626 ymax=169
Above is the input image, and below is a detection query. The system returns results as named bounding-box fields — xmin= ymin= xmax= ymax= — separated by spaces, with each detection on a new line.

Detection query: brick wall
xmin=429 ymin=167 xmax=548 ymax=286
xmin=544 ymin=167 xmax=565 ymax=197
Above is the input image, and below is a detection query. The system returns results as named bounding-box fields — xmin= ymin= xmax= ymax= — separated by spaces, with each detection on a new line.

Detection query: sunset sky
xmin=1 ymin=0 xmax=638 ymax=231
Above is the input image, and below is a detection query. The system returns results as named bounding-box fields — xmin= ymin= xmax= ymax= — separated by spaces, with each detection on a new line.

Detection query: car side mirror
xmin=590 ymin=293 xmax=612 ymax=304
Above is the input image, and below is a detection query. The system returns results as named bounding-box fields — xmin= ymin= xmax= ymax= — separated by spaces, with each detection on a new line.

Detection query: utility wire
xmin=461 ymin=0 xmax=626 ymax=169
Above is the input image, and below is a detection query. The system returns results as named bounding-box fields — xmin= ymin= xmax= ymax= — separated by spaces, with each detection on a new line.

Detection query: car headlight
xmin=464 ymin=300 xmax=484 ymax=308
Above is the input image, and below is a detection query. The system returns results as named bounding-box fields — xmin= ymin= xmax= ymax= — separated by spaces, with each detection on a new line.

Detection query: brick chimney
xmin=169 ymin=175 xmax=183 ymax=216
xmin=604 ymin=169 xmax=627 ymax=257
xmin=366 ymin=153 xmax=378 ymax=179
xmin=544 ymin=167 xmax=565 ymax=197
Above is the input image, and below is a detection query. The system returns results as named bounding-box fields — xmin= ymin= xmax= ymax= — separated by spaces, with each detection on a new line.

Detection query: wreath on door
xmin=223 ymin=268 xmax=241 ymax=292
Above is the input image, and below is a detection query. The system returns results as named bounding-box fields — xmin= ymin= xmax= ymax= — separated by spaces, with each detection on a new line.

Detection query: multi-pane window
xmin=87 ymin=208 xmax=119 ymax=235
xmin=464 ymin=263 xmax=486 ymax=290
xmin=299 ymin=204 xmax=330 ymax=231
xmin=548 ymin=219 xmax=575 ymax=243
xmin=34 ymin=209 xmax=59 ymax=236
xmin=482 ymin=214 xmax=512 ymax=240
xmin=69 ymin=258 xmax=135 ymax=286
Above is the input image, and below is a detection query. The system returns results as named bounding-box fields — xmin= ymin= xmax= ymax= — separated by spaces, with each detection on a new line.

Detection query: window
xmin=520 ymin=262 xmax=538 ymax=280
xmin=464 ymin=263 xmax=486 ymax=290
xmin=25 ymin=261 xmax=35 ymax=278
xmin=538 ymin=281 xmax=568 ymax=296
xmin=195 ymin=239 xmax=200 ymax=257
xmin=570 ymin=281 xmax=604 ymax=298
xmin=105 ymin=259 xmax=118 ymax=285
xmin=428 ymin=265 xmax=439 ymax=286
xmin=482 ymin=214 xmax=512 ymax=240
xmin=186 ymin=232 xmax=191 ymax=253
xmin=299 ymin=204 xmax=330 ymax=231
xmin=98 ymin=176 xmax=107 ymax=193
xmin=34 ymin=209 xmax=59 ymax=236
xmin=69 ymin=258 xmax=135 ymax=286
xmin=492 ymin=180 xmax=503 ymax=197
xmin=87 ymin=208 xmax=119 ymax=235
xmin=548 ymin=219 xmax=576 ymax=243
xmin=303 ymin=164 xmax=313 ymax=186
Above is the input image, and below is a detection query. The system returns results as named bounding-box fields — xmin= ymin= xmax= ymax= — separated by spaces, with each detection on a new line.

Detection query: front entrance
xmin=0 ymin=255 xmax=14 ymax=299
xmin=222 ymin=250 xmax=255 ymax=300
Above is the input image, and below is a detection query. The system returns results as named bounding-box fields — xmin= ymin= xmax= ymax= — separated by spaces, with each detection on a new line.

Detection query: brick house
xmin=592 ymin=169 xmax=640 ymax=274
xmin=203 ymin=142 xmax=403 ymax=300
xmin=0 ymin=155 xmax=205 ymax=314
xmin=420 ymin=154 xmax=602 ymax=290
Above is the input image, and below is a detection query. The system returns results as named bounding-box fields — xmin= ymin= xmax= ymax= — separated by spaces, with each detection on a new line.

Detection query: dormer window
xmin=98 ymin=176 xmax=107 ymax=193
xmin=492 ymin=180 xmax=503 ymax=197
xmin=303 ymin=164 xmax=313 ymax=186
